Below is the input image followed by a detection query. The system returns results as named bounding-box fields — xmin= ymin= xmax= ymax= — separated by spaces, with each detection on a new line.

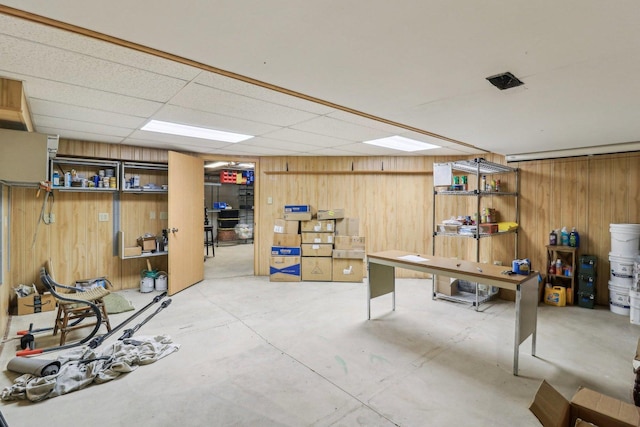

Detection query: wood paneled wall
xmin=514 ymin=152 xmax=640 ymax=305
xmin=256 ymin=152 xmax=640 ymax=306
xmin=3 ymin=138 xmax=639 ymax=343
xmin=4 ymin=139 xmax=169 ymax=318
xmin=1 ymin=184 xmax=9 ymax=334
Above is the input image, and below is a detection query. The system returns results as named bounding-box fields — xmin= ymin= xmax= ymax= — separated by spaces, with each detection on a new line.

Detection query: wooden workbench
xmin=366 ymin=250 xmax=539 ymax=376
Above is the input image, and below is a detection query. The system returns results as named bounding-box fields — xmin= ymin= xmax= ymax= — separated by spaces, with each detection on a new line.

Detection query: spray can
xmin=64 ymin=172 xmax=71 ymax=187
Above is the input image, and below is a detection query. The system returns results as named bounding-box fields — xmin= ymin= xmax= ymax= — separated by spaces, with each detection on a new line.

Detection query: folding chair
xmin=42 ymin=263 xmax=112 ymax=346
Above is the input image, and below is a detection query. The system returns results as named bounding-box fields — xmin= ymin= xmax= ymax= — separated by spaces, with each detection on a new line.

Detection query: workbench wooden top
xmin=367 ymin=250 xmax=535 ymax=287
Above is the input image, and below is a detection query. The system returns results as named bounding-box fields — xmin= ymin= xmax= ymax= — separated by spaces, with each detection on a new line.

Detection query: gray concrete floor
xmin=1 ymin=244 xmax=638 ymax=426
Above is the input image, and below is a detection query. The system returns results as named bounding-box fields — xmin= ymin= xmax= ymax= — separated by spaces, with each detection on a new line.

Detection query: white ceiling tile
xmin=234 ymin=136 xmax=320 ymax=153
xmin=290 ymin=116 xmax=389 ymax=141
xmin=36 ymin=127 xmax=124 ymax=144
xmin=194 ymin=71 xmax=337 ymax=115
xmin=7 ymin=74 xmax=164 ymax=116
xmin=152 ymin=105 xmax=281 ymax=136
xmin=169 ymin=83 xmax=319 ymax=127
xmin=0 ymin=34 xmax=189 ymax=102
xmin=33 ymin=115 xmax=133 ymax=137
xmin=259 ymin=128 xmax=352 ymax=147
xmin=30 ymin=99 xmax=146 ymax=129
xmin=0 ymin=14 xmax=202 ymax=81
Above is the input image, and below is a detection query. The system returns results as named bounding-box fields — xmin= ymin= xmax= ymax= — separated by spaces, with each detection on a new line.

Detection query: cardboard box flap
xmin=529 ymin=380 xmax=571 ymax=427
xmin=571 ymin=387 xmax=640 ymax=427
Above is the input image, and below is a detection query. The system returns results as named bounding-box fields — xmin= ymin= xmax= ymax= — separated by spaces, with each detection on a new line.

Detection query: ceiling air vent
xmin=486 ymin=72 xmax=524 ymax=90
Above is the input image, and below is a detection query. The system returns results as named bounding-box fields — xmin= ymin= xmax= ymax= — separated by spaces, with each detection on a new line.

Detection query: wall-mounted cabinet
xmin=121 ymin=161 xmax=168 ymax=194
xmin=50 ymin=157 xmax=120 ymax=191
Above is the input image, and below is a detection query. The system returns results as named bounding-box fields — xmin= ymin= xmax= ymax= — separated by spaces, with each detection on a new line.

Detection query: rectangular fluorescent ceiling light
xmin=205 ymin=161 xmax=229 ymax=169
xmin=363 ymin=136 xmax=440 ymax=152
xmin=141 ymin=120 xmax=253 ymax=143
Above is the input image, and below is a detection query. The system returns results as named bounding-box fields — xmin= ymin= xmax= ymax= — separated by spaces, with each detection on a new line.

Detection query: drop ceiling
xmin=1 ymin=2 xmax=640 ymax=159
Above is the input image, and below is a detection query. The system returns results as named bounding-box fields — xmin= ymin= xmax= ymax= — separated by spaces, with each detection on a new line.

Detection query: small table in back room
xmin=366 ymin=250 xmax=539 ymax=376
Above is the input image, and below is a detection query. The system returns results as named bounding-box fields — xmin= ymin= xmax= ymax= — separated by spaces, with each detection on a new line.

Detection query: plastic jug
xmin=569 ymin=227 xmax=580 ymax=248
xmin=560 ymin=227 xmax=569 ymax=246
xmin=544 ymin=285 xmax=566 ymax=306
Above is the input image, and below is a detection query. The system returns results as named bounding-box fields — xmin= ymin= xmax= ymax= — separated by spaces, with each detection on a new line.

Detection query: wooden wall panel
xmin=4 ymin=137 xmax=640 ymax=334
xmin=514 ymin=152 xmax=640 ymax=306
xmin=1 ymin=185 xmax=9 ymax=331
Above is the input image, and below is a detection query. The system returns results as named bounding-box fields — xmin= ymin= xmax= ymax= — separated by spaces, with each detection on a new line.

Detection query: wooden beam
xmin=0 ymin=77 xmax=34 ymax=132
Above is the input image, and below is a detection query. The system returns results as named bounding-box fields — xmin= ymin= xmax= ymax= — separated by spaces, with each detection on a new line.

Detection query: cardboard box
xmin=301 ymin=244 xmax=333 ymax=257
xmin=479 ymin=223 xmax=499 ymax=234
xmin=334 ymin=236 xmax=366 ymax=250
xmin=273 ymin=233 xmax=301 ymax=247
xmin=301 ymin=220 xmax=335 ymax=232
xmin=332 ymin=258 xmax=364 ymax=282
xmin=332 ymin=249 xmax=366 ymax=259
xmin=529 ymin=380 xmax=640 ymax=427
xmin=137 ymin=235 xmax=156 ymax=252
xmin=317 ymin=209 xmax=345 ymax=220
xmin=336 ymin=218 xmax=359 ymax=236
xmin=274 ymin=219 xmax=299 ymax=235
xmin=283 ymin=212 xmax=313 ymax=221
xmin=269 ymin=256 xmax=301 ymax=282
xmin=301 ymin=257 xmax=332 ymax=281
xmin=301 ymin=232 xmax=334 ymax=244
xmin=284 ymin=204 xmax=313 ymax=213
xmin=271 ymin=246 xmax=302 ymax=256
xmin=124 ymin=246 xmax=142 ymax=257
xmin=16 ymin=291 xmax=56 ymax=315
xmin=436 ymin=276 xmax=457 ymax=296
xmin=632 ymin=338 xmax=640 ymax=372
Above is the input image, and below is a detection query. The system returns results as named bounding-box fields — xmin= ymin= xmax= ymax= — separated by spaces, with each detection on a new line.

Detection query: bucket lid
xmin=609 ymin=252 xmax=637 ymax=261
xmin=142 ymin=269 xmax=159 ymax=278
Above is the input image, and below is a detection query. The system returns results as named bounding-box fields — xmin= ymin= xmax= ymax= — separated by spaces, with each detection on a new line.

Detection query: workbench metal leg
xmin=367 ymin=262 xmax=395 ymax=319
xmin=513 ymin=276 xmax=539 ymax=375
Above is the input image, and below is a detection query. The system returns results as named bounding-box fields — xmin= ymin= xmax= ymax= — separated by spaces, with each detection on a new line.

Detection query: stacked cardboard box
xmin=272 ymin=206 xmax=367 ymax=283
xmin=301 ymin=218 xmax=335 ymax=281
xmin=270 ymin=218 xmax=301 ymax=282
xmin=333 ymin=217 xmax=365 ymax=282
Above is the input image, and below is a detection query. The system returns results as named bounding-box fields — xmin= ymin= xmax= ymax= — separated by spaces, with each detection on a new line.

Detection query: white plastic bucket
xmin=609 ymin=252 xmax=635 ymax=286
xmin=609 ymin=281 xmax=631 ymax=315
xmin=630 ymin=290 xmax=640 ymax=325
xmin=634 ymin=257 xmax=640 ymax=292
xmin=610 ymin=223 xmax=640 ymax=256
xmin=155 ymin=273 xmax=168 ymax=292
xmin=140 ymin=276 xmax=154 ymax=293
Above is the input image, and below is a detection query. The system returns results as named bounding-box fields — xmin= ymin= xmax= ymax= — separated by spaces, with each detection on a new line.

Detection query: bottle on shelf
xmin=555 ymin=258 xmax=562 ymax=275
xmin=481 ymin=175 xmax=487 ymax=191
xmin=569 ymin=227 xmax=580 ymax=248
xmin=560 ymin=227 xmax=569 ymax=246
xmin=549 ymin=229 xmax=558 ymax=246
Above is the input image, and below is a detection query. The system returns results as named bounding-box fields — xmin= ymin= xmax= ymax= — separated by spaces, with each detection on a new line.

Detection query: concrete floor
xmin=1 ymin=244 xmax=638 ymax=426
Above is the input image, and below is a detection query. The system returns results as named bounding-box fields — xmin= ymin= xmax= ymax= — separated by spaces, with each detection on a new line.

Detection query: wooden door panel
xmin=168 ymin=151 xmax=204 ymax=295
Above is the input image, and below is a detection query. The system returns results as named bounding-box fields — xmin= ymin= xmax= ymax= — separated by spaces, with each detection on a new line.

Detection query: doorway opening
xmin=204 ymin=160 xmax=255 ymax=279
